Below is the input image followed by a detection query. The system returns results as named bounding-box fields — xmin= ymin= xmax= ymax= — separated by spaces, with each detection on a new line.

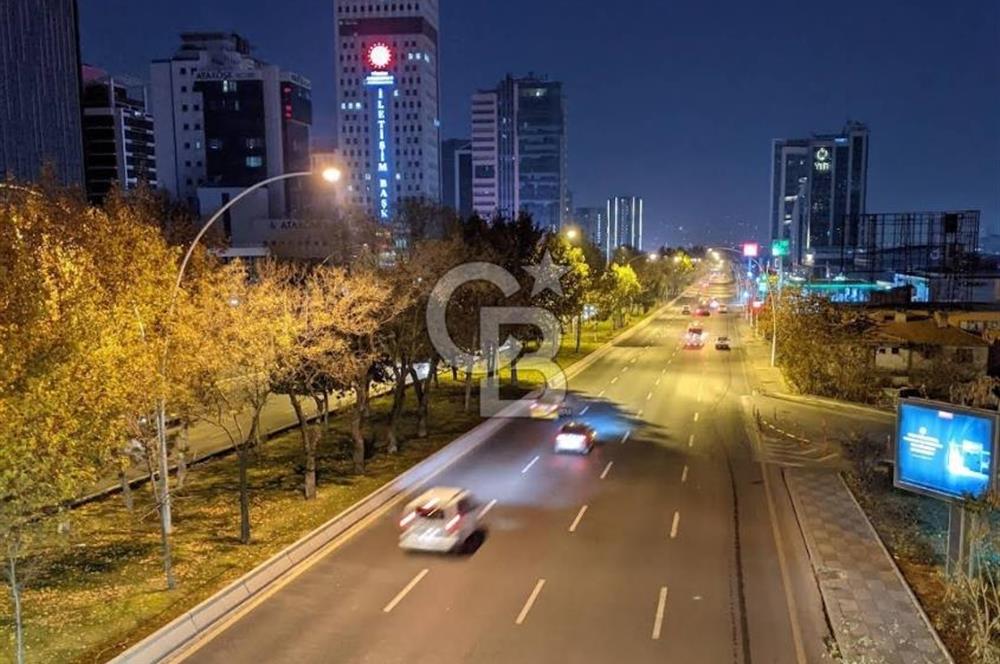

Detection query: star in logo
xmin=524 ymin=251 xmax=570 ymax=297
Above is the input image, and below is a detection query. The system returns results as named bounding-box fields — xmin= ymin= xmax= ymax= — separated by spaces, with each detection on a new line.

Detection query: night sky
xmin=79 ymin=0 xmax=999 ymax=249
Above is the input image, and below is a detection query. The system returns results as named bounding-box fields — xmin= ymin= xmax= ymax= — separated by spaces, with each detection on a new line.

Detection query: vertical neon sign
xmin=365 ymin=43 xmax=396 ymax=223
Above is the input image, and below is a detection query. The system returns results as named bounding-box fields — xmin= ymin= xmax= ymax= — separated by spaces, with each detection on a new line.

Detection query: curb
xmin=107 ymin=302 xmax=673 ymax=664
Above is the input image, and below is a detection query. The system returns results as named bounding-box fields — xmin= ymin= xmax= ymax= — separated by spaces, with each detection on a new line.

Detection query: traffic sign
xmin=771 ymin=239 xmax=790 ymax=257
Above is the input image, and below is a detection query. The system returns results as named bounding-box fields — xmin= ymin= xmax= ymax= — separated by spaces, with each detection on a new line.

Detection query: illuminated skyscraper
xmin=770 ymin=121 xmax=869 ymax=265
xmin=334 ymin=0 xmax=441 ymax=221
xmin=606 ymin=195 xmax=644 ymax=260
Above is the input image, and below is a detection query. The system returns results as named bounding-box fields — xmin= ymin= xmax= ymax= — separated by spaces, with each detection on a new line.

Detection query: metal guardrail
xmin=108 ymin=303 xmax=673 ymax=664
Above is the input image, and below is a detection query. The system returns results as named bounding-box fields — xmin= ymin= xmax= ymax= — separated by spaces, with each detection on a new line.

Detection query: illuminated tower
xmin=334 ymin=0 xmax=441 ymax=221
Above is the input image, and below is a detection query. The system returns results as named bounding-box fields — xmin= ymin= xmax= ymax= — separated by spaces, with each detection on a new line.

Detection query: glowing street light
xmin=565 ymin=228 xmax=579 ymax=241
xmin=321 ymin=167 xmax=343 ymax=183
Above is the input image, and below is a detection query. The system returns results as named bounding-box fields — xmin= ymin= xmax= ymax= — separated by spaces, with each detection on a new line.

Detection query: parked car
xmin=399 ymin=487 xmax=483 ymax=553
xmin=554 ymin=421 xmax=597 ymax=454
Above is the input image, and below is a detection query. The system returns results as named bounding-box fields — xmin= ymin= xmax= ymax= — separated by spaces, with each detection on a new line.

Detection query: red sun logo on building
xmin=367 ymin=43 xmax=393 ymax=71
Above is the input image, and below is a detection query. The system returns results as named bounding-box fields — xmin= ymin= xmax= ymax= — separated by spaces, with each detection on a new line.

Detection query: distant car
xmin=399 ymin=487 xmax=483 ymax=553
xmin=530 ymin=392 xmax=572 ymax=419
xmin=715 ymin=336 xmax=731 ymax=351
xmin=694 ymin=307 xmax=711 ymax=317
xmin=681 ymin=305 xmax=691 ymax=315
xmin=719 ymin=304 xmax=729 ymax=314
xmin=554 ymin=421 xmax=597 ymax=454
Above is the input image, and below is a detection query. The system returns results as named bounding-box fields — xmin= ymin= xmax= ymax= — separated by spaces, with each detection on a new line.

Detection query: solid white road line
xmin=515 ymin=579 xmax=547 ymax=625
xmin=579 ymin=405 xmax=590 ymax=416
xmin=621 ymin=430 xmax=631 ymax=444
xmin=383 ymin=569 xmax=429 ymax=613
xmin=688 ymin=434 xmax=695 ymax=448
xmin=478 ymin=499 xmax=498 ymax=519
xmin=521 ymin=455 xmax=540 ymax=474
xmin=670 ymin=511 xmax=681 ymax=539
xmin=600 ymin=461 xmax=614 ymax=480
xmin=568 ymin=505 xmax=589 ymax=532
xmin=652 ymin=586 xmax=669 ymax=640
xmin=681 ymin=465 xmax=689 ymax=483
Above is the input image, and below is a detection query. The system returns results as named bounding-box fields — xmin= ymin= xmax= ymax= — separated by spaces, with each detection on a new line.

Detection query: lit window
xmin=246 ymin=156 xmax=263 ymax=168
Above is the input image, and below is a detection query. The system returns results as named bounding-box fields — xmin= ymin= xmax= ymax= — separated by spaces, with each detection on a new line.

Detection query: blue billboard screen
xmin=895 ymin=401 xmax=996 ymax=501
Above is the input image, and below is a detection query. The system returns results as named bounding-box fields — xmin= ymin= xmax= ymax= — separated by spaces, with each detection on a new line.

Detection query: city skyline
xmin=77 ymin=0 xmax=1000 ymax=248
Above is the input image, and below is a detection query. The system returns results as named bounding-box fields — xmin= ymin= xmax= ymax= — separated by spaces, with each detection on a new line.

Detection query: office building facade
xmin=442 ymin=138 xmax=472 ymax=218
xmin=471 ymin=74 xmax=568 ymax=229
xmin=81 ymin=66 xmax=157 ymax=204
xmin=770 ymin=121 xmax=869 ymax=265
xmin=0 ymin=0 xmax=84 ymax=185
xmin=334 ymin=0 xmax=442 ymax=222
xmin=151 ymin=32 xmax=312 ymax=218
xmin=606 ymin=195 xmax=644 ymax=259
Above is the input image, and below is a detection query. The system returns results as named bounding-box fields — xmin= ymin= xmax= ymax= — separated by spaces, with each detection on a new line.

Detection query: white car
xmin=399 ymin=487 xmax=483 ymax=554
xmin=554 ymin=422 xmax=597 ymax=454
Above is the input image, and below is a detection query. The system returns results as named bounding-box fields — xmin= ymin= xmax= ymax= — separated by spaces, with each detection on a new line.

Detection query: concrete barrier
xmin=108 ymin=303 xmax=674 ymax=664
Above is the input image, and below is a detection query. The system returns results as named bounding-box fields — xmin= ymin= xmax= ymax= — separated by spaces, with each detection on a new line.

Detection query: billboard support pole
xmin=946 ymin=504 xmax=974 ymax=577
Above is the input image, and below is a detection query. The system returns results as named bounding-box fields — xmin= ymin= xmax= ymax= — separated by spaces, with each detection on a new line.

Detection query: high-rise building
xmin=574 ymin=206 xmax=605 ymax=245
xmin=334 ymin=0 xmax=442 ymax=222
xmin=81 ymin=66 xmax=157 ymax=204
xmin=150 ymin=32 xmax=312 ymax=219
xmin=0 ymin=0 xmax=84 ymax=185
xmin=441 ymin=138 xmax=472 ymax=218
xmin=606 ymin=195 xmax=644 ymax=259
xmin=471 ymin=74 xmax=568 ymax=229
xmin=770 ymin=121 xmax=869 ymax=265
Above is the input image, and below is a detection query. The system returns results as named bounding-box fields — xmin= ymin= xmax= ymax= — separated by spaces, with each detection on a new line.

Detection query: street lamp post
xmin=154 ymin=167 xmax=341 ymax=588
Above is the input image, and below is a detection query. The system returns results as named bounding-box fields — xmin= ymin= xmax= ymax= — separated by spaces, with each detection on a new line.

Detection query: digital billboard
xmin=895 ymin=399 xmax=997 ymax=501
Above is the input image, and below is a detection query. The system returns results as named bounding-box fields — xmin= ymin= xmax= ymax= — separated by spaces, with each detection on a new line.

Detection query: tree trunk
xmin=119 ymin=470 xmax=134 ymax=511
xmin=351 ymin=377 xmax=367 ymax=474
xmin=238 ymin=446 xmax=251 ymax=544
xmin=451 ymin=363 xmax=458 ymax=380
xmin=387 ymin=365 xmax=408 ymax=454
xmin=511 ymin=357 xmax=519 ymax=387
xmin=7 ymin=543 xmax=24 ymax=664
xmin=575 ymin=313 xmax=582 ymax=353
xmin=289 ymin=394 xmax=316 ymax=499
xmin=410 ymin=366 xmax=430 ymax=438
xmin=463 ymin=359 xmax=474 ymax=413
xmin=176 ymin=426 xmax=190 ymax=490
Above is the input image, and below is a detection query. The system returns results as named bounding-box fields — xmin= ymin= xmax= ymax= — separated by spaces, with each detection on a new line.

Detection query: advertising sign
xmin=742 ymin=242 xmax=759 ymax=258
xmin=895 ymin=399 xmax=997 ymax=501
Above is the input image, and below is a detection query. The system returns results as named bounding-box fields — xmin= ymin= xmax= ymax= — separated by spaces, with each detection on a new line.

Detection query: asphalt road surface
xmin=179 ymin=277 xmax=832 ymax=664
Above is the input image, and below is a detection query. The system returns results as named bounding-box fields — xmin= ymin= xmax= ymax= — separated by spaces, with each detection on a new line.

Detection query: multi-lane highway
xmin=179 ymin=278 xmax=832 ymax=664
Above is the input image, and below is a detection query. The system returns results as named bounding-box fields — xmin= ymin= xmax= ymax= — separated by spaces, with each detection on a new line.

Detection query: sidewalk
xmin=736 ymin=318 xmax=952 ymax=663
xmin=787 ymin=470 xmax=952 ymax=664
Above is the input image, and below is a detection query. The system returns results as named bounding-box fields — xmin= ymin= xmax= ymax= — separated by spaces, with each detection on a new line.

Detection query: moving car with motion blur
xmin=715 ymin=336 xmax=731 ymax=351
xmin=684 ymin=323 xmax=705 ymax=348
xmin=554 ymin=421 xmax=597 ymax=454
xmin=399 ymin=487 xmax=483 ymax=553
xmin=530 ymin=391 xmax=573 ymax=419
xmin=681 ymin=304 xmax=691 ymax=315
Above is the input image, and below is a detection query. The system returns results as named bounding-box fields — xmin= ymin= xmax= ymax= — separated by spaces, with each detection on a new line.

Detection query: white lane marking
xmin=621 ymin=430 xmax=631 ymax=444
xmin=646 ymin=391 xmax=653 ymax=401
xmin=661 ymin=368 xmax=666 ymax=376
xmin=611 ymin=376 xmax=619 ymax=384
xmin=515 ymin=579 xmax=547 ymax=625
xmin=579 ymin=405 xmax=590 ymax=416
xmin=670 ymin=511 xmax=681 ymax=539
xmin=693 ymin=412 xmax=700 ymax=422
xmin=651 ymin=586 xmax=669 ymax=640
xmin=598 ymin=389 xmax=606 ymax=398
xmin=478 ymin=499 xmax=498 ymax=519
xmin=383 ymin=569 xmax=429 ymax=613
xmin=688 ymin=434 xmax=695 ymax=448
xmin=521 ymin=455 xmax=540 ymax=474
xmin=600 ymin=461 xmax=614 ymax=480
xmin=637 ymin=409 xmax=644 ymax=418
xmin=655 ymin=377 xmax=661 ymax=386
xmin=681 ymin=465 xmax=689 ymax=483
xmin=631 ymin=357 xmax=638 ymax=364
xmin=568 ymin=505 xmax=589 ymax=532
xmin=622 ymin=366 xmax=630 ymax=373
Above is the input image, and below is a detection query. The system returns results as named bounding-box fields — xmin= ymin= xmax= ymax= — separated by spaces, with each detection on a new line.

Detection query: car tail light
xmin=445 ymin=514 xmax=462 ymax=534
xmin=399 ymin=512 xmax=417 ymax=528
